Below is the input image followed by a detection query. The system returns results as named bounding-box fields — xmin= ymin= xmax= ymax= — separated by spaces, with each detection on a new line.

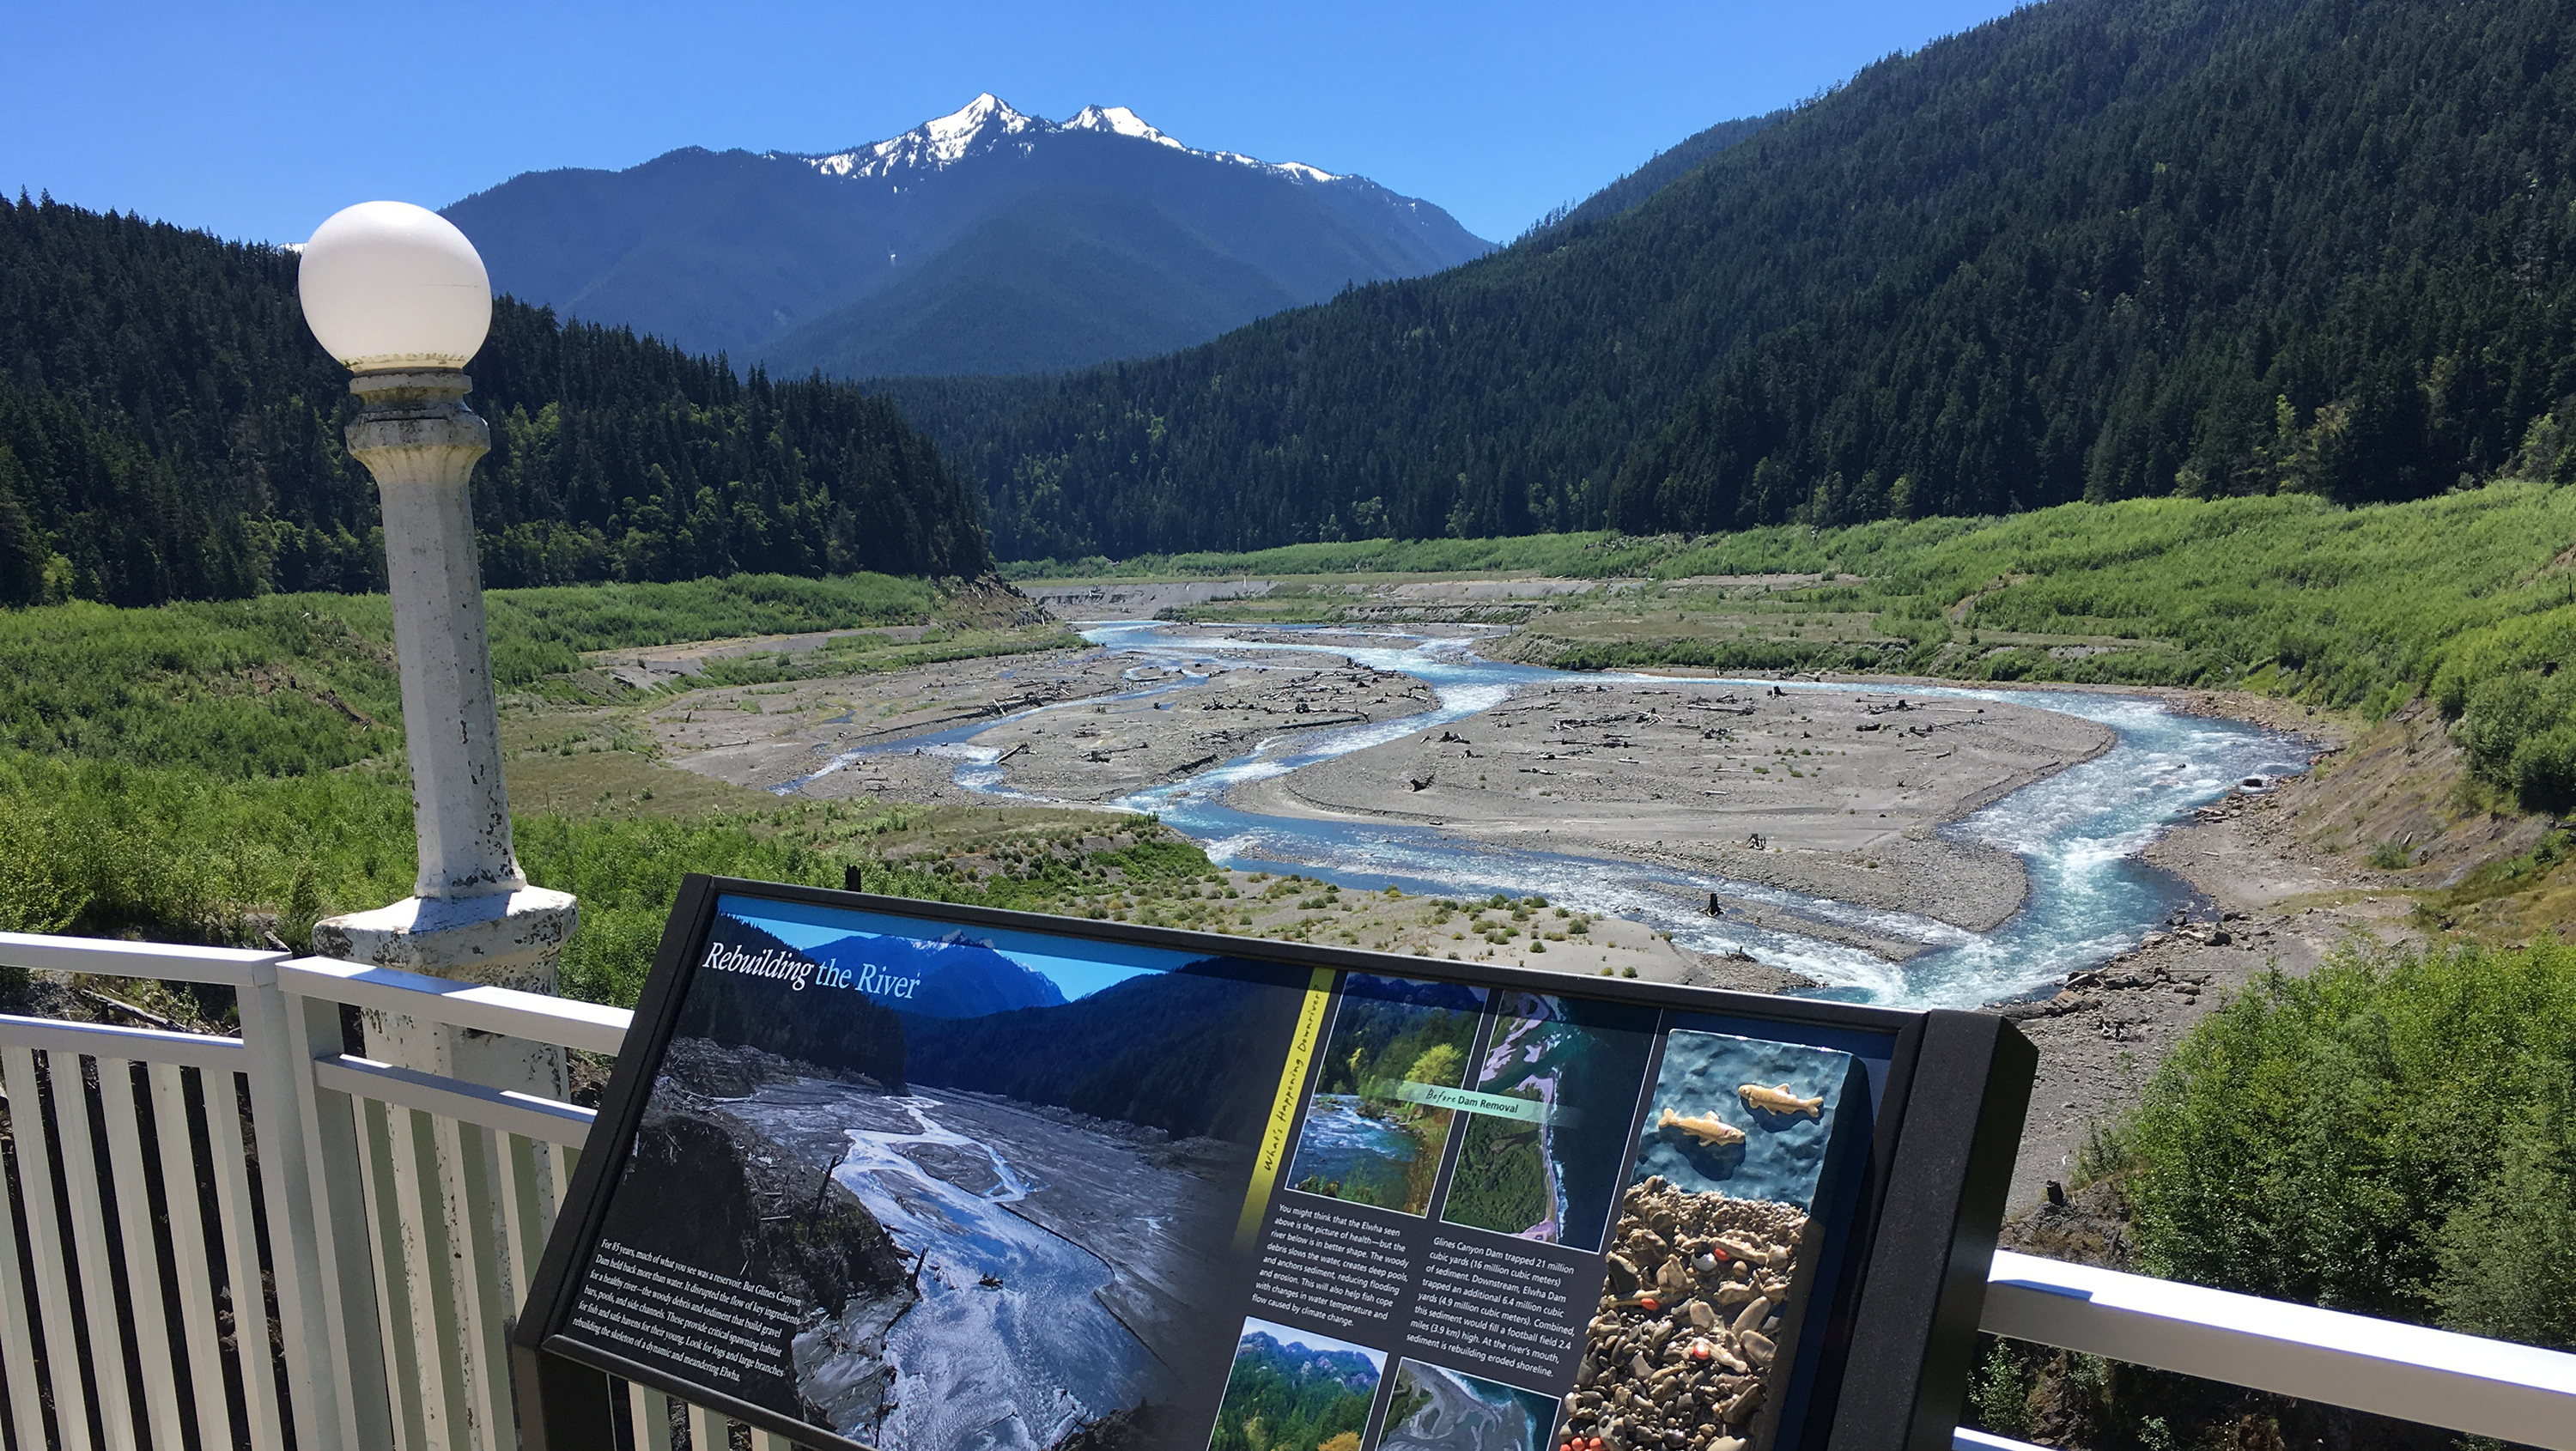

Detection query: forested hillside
xmin=890 ymin=0 xmax=2576 ymax=561
xmin=0 ymin=196 xmax=990 ymax=607
xmin=1539 ymin=107 xmax=1786 ymax=234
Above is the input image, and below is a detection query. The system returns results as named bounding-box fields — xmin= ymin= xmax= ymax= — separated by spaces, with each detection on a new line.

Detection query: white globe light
xmin=298 ymin=201 xmax=491 ymax=372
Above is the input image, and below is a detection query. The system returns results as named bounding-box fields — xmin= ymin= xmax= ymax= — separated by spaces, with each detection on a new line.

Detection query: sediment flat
xmin=1228 ymin=679 xmax=2111 ymax=932
xmin=647 ymin=635 xmax=1443 ymax=804
xmin=968 ymin=650 xmax=1437 ymax=802
xmin=644 ymin=623 xmax=2111 ymax=955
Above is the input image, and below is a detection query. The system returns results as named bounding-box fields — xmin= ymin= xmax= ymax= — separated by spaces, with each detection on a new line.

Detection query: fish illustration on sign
xmin=1736 ymin=1083 xmax=1826 ymax=1119
xmin=1657 ymin=1107 xmax=1747 ymax=1147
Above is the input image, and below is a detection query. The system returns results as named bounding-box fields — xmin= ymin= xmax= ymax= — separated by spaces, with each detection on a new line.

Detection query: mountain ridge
xmin=441 ymin=95 xmax=1491 ymax=378
xmin=0 ymin=195 xmax=988 ymax=607
xmin=787 ymin=93 xmax=1347 ymax=187
xmin=884 ymin=0 xmax=2576 ymax=562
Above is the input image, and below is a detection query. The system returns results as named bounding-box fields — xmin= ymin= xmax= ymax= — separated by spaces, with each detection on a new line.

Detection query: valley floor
xmin=9 ymin=563 xmax=2513 ymax=1230
xmin=603 ymin=587 xmax=2494 ymax=1220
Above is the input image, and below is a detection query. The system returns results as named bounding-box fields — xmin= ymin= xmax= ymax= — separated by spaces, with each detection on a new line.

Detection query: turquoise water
xmin=819 ymin=621 xmax=2310 ymax=1009
xmin=1285 ymin=1094 xmax=1423 ymax=1205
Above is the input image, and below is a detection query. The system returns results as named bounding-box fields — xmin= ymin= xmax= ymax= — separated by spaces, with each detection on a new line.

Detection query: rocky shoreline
xmin=1984 ymin=754 xmax=2449 ymax=1215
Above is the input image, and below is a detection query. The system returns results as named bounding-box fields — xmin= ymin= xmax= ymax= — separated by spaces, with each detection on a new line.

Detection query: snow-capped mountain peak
xmin=1064 ymin=104 xmax=1186 ymax=149
xmin=924 ymin=93 xmax=1035 ymax=151
xmin=805 ymin=92 xmax=1041 ymax=179
xmin=796 ymin=97 xmax=1341 ymax=185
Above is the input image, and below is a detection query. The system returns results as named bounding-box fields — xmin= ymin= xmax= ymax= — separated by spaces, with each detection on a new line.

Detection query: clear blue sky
xmin=3 ymin=0 xmax=2024 ymax=247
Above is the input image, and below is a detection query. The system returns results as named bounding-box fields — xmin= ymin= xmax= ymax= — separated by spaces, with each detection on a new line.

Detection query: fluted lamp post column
xmin=300 ymin=202 xmax=576 ymax=1098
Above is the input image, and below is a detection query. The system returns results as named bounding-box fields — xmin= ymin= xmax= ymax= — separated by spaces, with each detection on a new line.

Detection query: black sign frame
xmin=513 ymin=874 xmax=2033 ymax=1451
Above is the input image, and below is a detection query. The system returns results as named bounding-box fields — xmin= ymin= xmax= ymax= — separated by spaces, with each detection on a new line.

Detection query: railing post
xmin=238 ymin=960 xmax=394 ymax=1450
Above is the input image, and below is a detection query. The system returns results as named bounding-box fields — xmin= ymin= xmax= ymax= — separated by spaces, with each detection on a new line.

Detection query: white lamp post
xmin=300 ymin=202 xmax=575 ymax=1098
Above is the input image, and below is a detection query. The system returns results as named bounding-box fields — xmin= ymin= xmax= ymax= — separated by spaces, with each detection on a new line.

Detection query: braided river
xmin=848 ymin=620 xmax=2311 ymax=1010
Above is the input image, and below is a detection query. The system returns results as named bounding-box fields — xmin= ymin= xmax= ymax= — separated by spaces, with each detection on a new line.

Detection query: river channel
xmin=816 ymin=621 xmax=2311 ymax=1010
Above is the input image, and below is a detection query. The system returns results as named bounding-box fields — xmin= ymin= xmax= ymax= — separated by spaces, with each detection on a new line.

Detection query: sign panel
xmin=518 ymin=877 xmax=2032 ymax=1451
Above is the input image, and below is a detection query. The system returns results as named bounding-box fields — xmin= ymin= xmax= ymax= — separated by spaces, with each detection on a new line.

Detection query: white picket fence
xmin=2 ymin=928 xmax=2572 ymax=1451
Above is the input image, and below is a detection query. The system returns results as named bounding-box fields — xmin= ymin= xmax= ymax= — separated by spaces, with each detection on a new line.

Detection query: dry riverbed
xmin=1231 ymin=679 xmax=2109 ymax=935
xmin=646 ymin=639 xmax=1446 ymax=804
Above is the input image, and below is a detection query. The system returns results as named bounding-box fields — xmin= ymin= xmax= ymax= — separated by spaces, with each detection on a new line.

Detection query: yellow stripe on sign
xmin=1236 ymin=967 xmax=1337 ymax=1254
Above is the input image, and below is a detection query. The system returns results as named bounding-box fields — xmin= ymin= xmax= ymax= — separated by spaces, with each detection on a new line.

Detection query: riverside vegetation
xmin=1965 ymin=939 xmax=2576 ymax=1445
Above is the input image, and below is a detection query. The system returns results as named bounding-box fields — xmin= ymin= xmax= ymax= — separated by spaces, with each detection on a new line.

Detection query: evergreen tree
xmin=0 ymin=195 xmax=990 ymax=606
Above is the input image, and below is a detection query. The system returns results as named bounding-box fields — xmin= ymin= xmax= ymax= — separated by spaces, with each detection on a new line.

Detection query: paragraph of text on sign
xmin=572 ymin=1241 xmax=802 ymax=1387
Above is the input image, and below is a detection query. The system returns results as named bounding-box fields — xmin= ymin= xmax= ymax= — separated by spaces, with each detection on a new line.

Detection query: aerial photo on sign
xmin=1378 ymin=1358 xmax=1561 ymax=1451
xmin=1438 ymin=993 xmax=1658 ymax=1251
xmin=565 ymin=895 xmax=1314 ymax=1449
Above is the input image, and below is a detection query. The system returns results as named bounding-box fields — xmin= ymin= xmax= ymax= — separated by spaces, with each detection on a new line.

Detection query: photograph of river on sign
xmin=1437 ymin=993 xmax=1657 ymax=1251
xmin=1285 ymin=973 xmax=1485 ymax=1215
xmin=565 ymin=895 xmax=1313 ymax=1450
xmin=1377 ymin=1359 xmax=1560 ymax=1451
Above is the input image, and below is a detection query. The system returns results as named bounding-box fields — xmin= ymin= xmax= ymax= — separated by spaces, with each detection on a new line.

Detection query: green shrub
xmin=1966 ymin=1341 xmax=2034 ymax=1437
xmin=2430 ymin=1068 xmax=2576 ymax=1348
xmin=2119 ymin=942 xmax=2576 ymax=1344
xmin=0 ymin=753 xmax=416 ymax=945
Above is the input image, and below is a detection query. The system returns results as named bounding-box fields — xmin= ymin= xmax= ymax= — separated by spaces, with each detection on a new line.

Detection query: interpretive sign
xmin=515 ymin=876 xmax=2033 ymax=1451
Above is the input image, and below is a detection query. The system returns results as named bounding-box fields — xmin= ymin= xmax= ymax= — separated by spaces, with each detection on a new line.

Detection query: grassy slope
xmin=0 ymin=569 xmax=1621 ymax=1011
xmin=0 ymin=573 xmax=1076 ymax=1004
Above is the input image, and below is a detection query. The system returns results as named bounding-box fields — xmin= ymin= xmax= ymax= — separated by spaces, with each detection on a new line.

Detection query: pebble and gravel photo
xmin=1561 ymin=1031 xmax=1860 ymax=1451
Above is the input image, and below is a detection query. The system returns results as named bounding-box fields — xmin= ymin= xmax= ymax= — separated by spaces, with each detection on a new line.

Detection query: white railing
xmin=0 ymin=936 xmax=326 ymax=1451
xmin=3 ymin=929 xmax=2573 ymax=1451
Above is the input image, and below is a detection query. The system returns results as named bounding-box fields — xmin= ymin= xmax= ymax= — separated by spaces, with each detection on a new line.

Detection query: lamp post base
xmin=313 ymin=886 xmax=577 ymax=989
xmin=314 ymin=887 xmax=580 ymax=1096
